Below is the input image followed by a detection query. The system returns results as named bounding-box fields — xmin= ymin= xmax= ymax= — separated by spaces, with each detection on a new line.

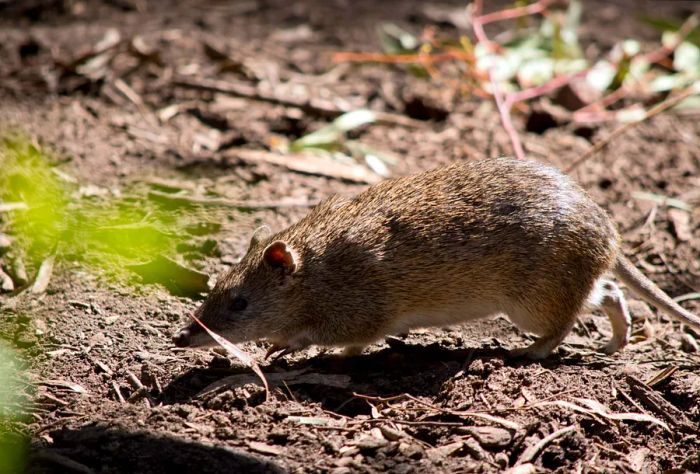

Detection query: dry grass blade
xmin=30 ymin=254 xmax=55 ymax=294
xmin=188 ymin=313 xmax=269 ymax=400
xmin=535 ymin=397 xmax=670 ymax=430
xmin=645 ymin=366 xmax=678 ymax=388
xmin=0 ymin=202 xmax=28 ymax=212
xmin=631 ymin=191 xmax=692 ymax=211
xmin=353 ymin=392 xmax=520 ymax=430
xmin=234 ymin=149 xmax=383 ymax=184
xmin=39 ymin=379 xmax=87 ymax=394
xmin=516 ymin=425 xmax=577 ymax=465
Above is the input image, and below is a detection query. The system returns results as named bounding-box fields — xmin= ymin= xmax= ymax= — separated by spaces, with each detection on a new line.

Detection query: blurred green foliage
xmin=0 ymin=341 xmax=29 ymax=474
xmin=0 ymin=135 xmax=219 ymax=287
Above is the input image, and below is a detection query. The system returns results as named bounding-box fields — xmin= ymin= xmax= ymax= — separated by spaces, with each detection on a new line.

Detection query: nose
xmin=172 ymin=328 xmax=191 ymax=347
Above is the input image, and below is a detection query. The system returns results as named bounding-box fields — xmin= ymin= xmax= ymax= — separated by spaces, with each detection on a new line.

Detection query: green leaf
xmin=640 ymin=15 xmax=700 ymax=47
xmin=586 ymin=60 xmax=616 ymax=91
xmin=332 ymin=109 xmax=376 ymax=132
xmin=674 ymin=41 xmax=700 ymax=72
xmin=650 ymin=73 xmax=691 ymax=92
xmin=554 ymin=58 xmax=588 ymax=75
xmin=672 ymin=93 xmax=700 ymax=110
xmin=289 ymin=126 xmax=342 ymax=152
xmin=517 ymin=57 xmax=555 ymax=87
xmin=290 ymin=110 xmax=376 ymax=152
xmin=378 ymin=23 xmax=419 ymax=54
xmin=616 ymin=107 xmax=646 ymax=123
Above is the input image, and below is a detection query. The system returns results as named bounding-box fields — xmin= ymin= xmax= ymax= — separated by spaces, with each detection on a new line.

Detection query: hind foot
xmin=509 ymin=344 xmax=553 ymax=360
xmin=509 ymin=332 xmax=569 ymax=360
xmin=599 ymin=337 xmax=628 ymax=355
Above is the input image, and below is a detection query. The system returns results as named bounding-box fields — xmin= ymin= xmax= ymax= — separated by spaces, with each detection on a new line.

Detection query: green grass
xmin=0 ymin=134 xmax=221 ymax=285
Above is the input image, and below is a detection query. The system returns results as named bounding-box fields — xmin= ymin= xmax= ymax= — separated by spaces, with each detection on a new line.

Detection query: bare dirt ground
xmin=1 ymin=1 xmax=699 ymax=472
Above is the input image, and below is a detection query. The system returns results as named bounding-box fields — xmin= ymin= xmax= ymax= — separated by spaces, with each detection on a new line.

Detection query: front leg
xmin=265 ymin=332 xmax=312 ymax=361
xmin=341 ymin=345 xmax=367 ymax=357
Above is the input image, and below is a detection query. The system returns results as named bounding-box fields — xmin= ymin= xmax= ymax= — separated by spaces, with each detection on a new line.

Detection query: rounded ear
xmin=262 ymin=240 xmax=296 ymax=273
xmin=249 ymin=225 xmax=272 ymax=249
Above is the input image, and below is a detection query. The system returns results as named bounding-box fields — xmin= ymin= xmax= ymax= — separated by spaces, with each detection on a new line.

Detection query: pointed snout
xmin=172 ymin=327 xmax=192 ymax=347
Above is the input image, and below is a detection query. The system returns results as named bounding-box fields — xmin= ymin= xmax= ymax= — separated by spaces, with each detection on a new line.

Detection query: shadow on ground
xmin=28 ymin=424 xmax=284 ymax=474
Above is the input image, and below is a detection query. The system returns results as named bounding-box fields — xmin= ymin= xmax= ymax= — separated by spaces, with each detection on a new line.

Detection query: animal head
xmin=172 ymin=226 xmax=303 ymax=348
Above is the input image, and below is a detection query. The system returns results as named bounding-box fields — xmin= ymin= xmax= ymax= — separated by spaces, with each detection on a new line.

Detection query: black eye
xmin=231 ymin=296 xmax=247 ymax=311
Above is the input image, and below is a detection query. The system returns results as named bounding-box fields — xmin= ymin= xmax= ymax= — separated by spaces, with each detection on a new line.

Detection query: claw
xmin=265 ymin=344 xmax=296 ymax=361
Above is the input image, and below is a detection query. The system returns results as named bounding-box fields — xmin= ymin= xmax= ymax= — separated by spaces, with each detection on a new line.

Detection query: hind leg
xmin=586 ymin=279 xmax=631 ymax=354
xmin=507 ymin=304 xmax=579 ymax=360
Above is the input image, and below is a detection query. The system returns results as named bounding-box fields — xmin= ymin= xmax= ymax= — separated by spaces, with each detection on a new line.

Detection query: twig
xmin=566 ymin=84 xmax=699 ymax=172
xmin=147 ymin=190 xmax=318 ymax=210
xmin=516 ymin=425 xmax=577 ymax=465
xmin=351 ymin=418 xmax=465 ymax=428
xmin=470 ymin=0 xmax=493 ymax=48
xmin=507 ymin=69 xmax=590 ymax=105
xmin=476 ymin=0 xmax=558 ymax=25
xmin=489 ymin=72 xmax=527 ymax=160
xmin=574 ymin=14 xmax=699 ymax=121
xmin=625 ymin=374 xmax=697 ymax=433
xmin=113 ymin=78 xmax=158 ymax=127
xmin=111 ymin=381 xmax=126 ymax=403
xmin=332 ymin=51 xmax=474 ymax=65
xmin=174 ymin=77 xmax=423 ymax=128
xmin=572 ymin=86 xmax=631 ymax=121
xmin=472 ymin=0 xmax=526 ymax=160
xmin=642 ymin=14 xmax=699 ymax=65
xmin=353 ymin=392 xmax=520 ymax=430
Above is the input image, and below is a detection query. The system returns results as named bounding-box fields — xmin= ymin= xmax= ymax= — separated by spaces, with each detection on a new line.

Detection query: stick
xmin=506 ymin=69 xmax=590 ymax=105
xmin=573 ymin=14 xmax=698 ymax=121
xmin=489 ymin=71 xmax=527 ymax=160
xmin=516 ymin=425 xmax=577 ymax=465
xmin=625 ymin=374 xmax=696 ymax=433
xmin=174 ymin=77 xmax=423 ymax=128
xmin=473 ymin=0 xmax=527 ymax=160
xmin=332 ymin=51 xmax=474 ymax=65
xmin=477 ymin=0 xmax=558 ymax=25
xmin=147 ymin=190 xmax=318 ymax=210
xmin=642 ymin=14 xmax=699 ymax=65
xmin=565 ymin=84 xmax=699 ymax=172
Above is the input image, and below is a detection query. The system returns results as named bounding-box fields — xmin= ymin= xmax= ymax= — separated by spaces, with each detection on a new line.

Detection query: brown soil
xmin=1 ymin=1 xmax=699 ymax=473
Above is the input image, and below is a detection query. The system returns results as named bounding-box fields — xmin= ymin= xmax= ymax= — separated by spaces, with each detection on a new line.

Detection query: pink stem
xmin=506 ymin=69 xmax=590 ymax=105
xmin=478 ymin=0 xmax=557 ymax=25
xmin=490 ymin=72 xmax=527 ymax=160
xmin=473 ymin=0 xmax=526 ymax=160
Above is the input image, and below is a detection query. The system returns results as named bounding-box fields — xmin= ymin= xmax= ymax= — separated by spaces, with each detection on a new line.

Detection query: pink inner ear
xmin=264 ymin=243 xmax=289 ymax=268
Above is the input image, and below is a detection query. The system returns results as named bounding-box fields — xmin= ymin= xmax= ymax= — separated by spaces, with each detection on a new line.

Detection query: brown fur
xmin=172 ymin=158 xmax=699 ymax=359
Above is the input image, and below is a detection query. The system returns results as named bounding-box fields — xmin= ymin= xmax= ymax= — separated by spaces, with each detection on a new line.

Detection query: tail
xmin=614 ymin=255 xmax=700 ymax=329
